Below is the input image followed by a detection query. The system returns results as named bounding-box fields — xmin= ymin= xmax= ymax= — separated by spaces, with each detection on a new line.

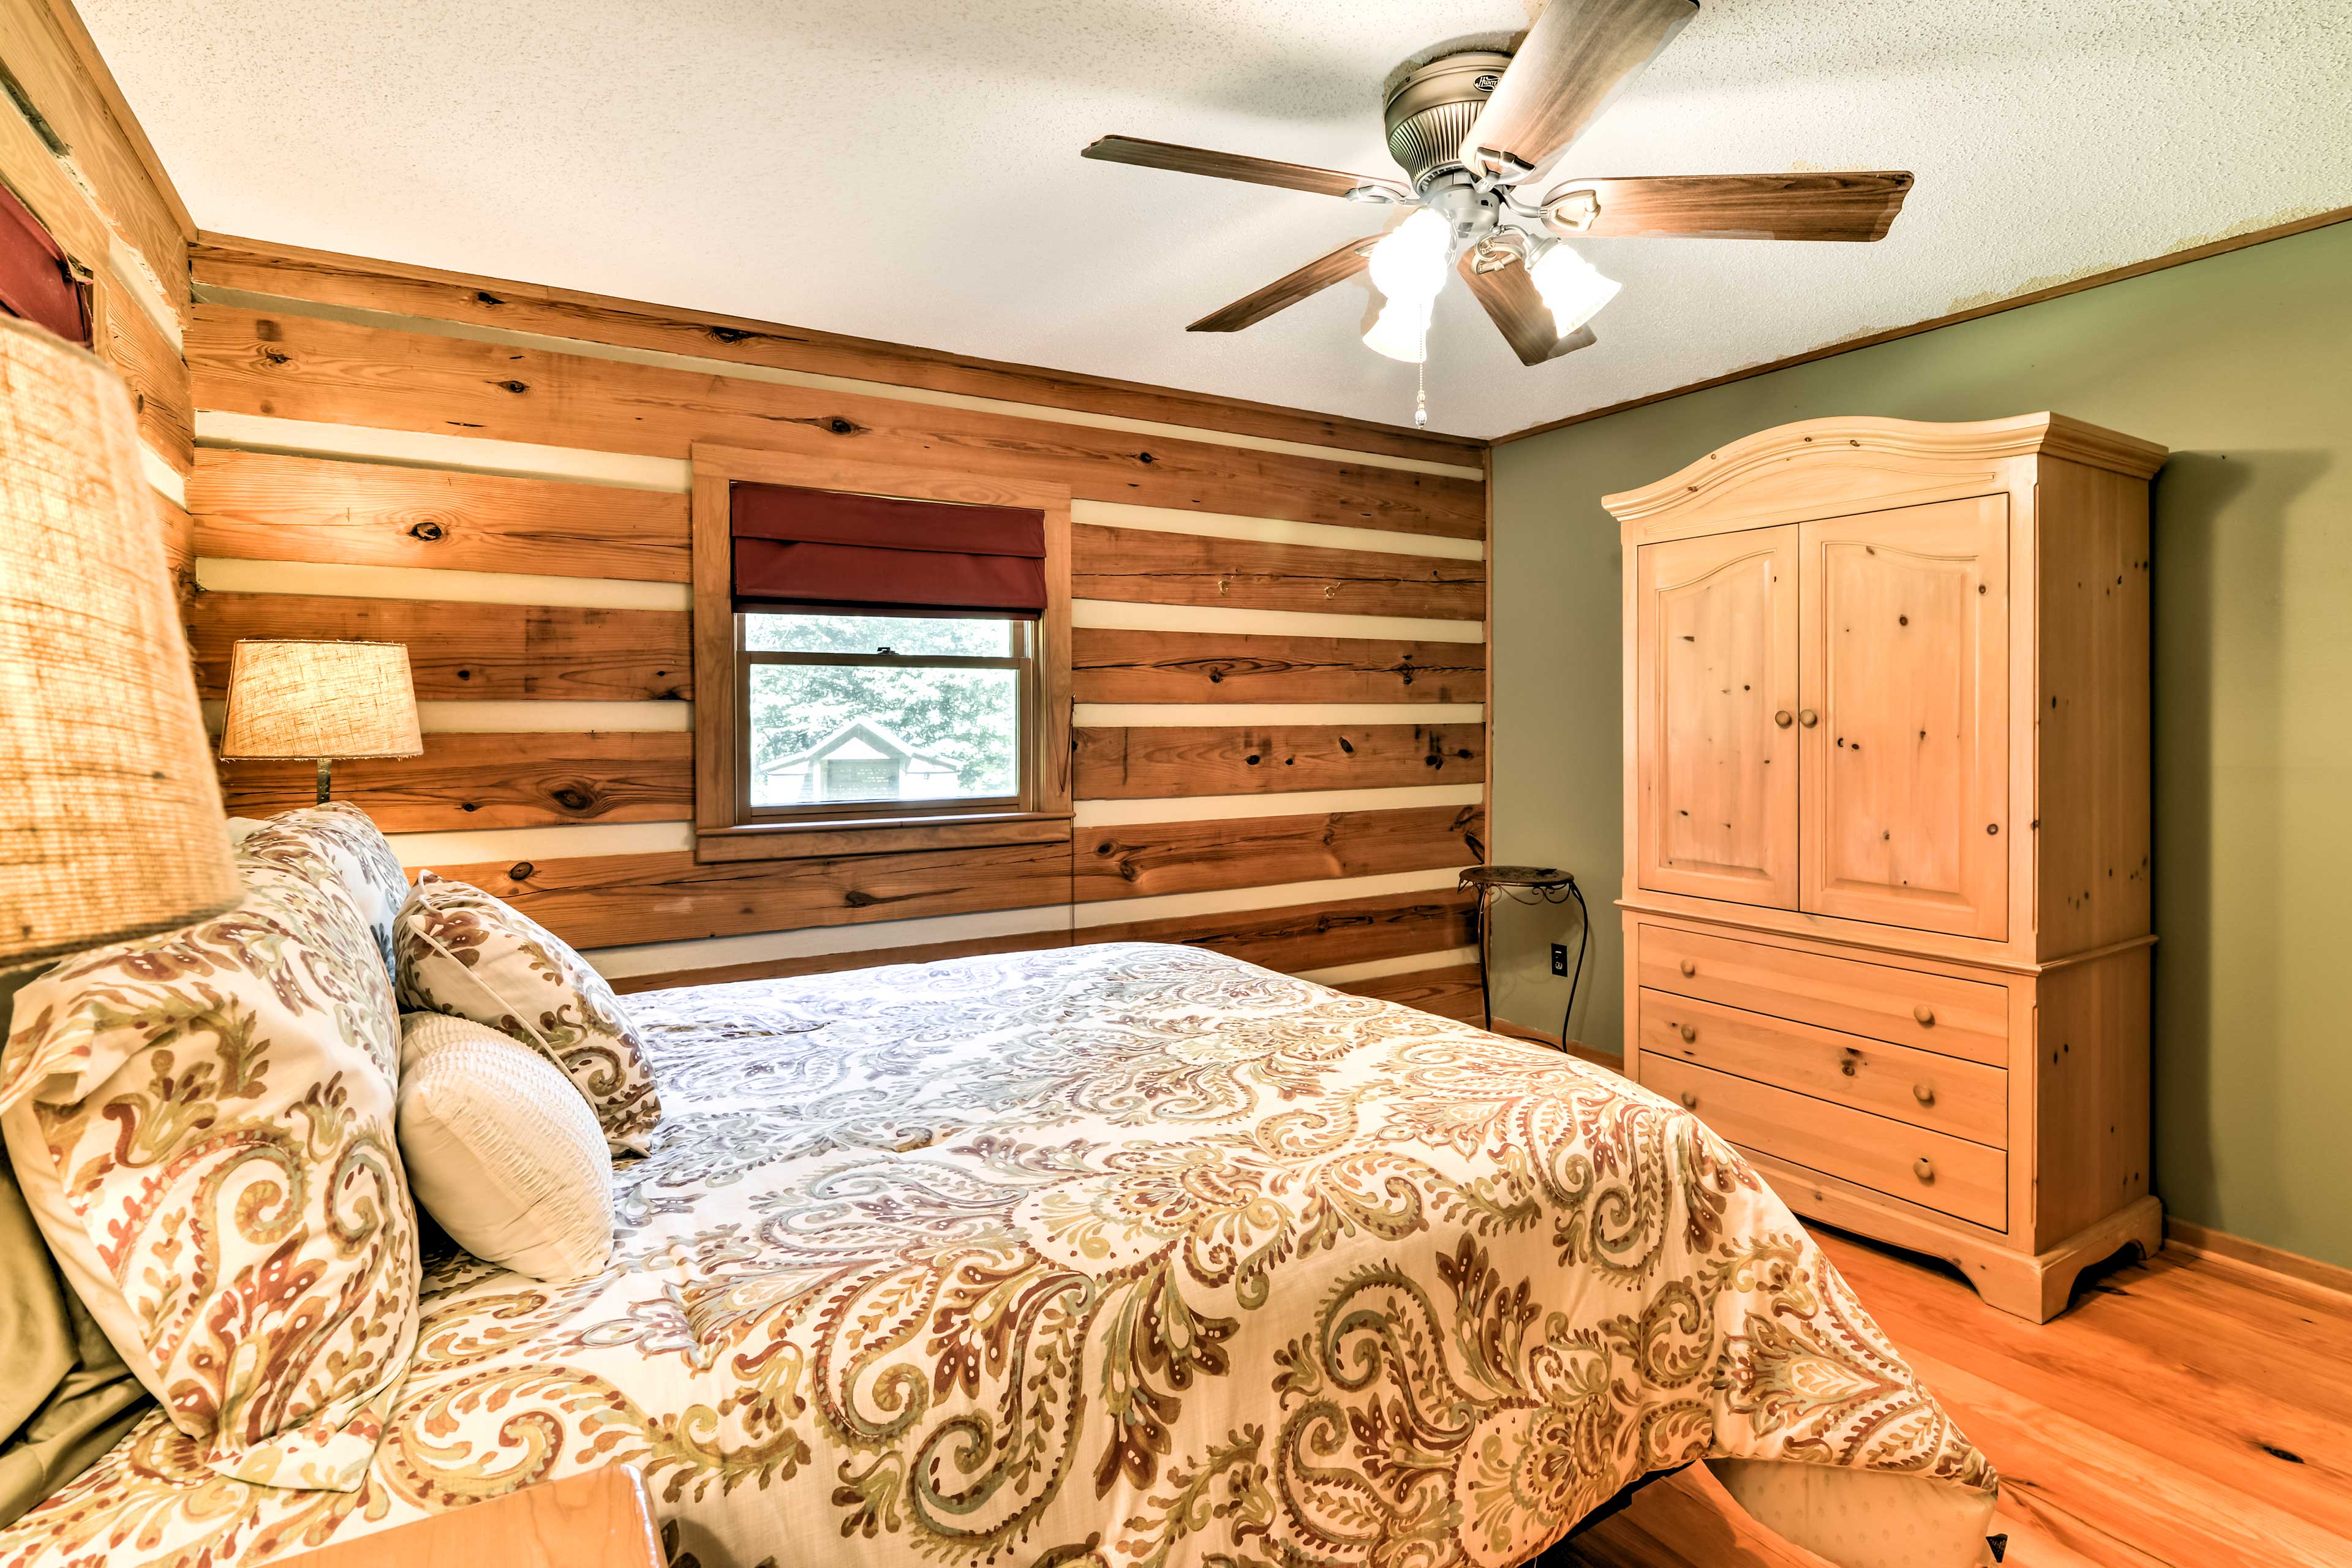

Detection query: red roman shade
xmin=731 ymin=482 xmax=1047 ymax=619
xmin=0 ymin=184 xmax=89 ymax=346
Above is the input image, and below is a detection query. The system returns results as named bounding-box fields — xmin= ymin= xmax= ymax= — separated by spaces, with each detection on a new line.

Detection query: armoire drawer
xmin=1636 ymin=989 xmax=2006 ymax=1147
xmin=1637 ymin=925 xmax=2007 ymax=1065
xmin=1642 ymin=1057 xmax=2007 ymax=1231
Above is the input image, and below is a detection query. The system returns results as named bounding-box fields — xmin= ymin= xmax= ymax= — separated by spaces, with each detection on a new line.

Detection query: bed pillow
xmin=392 ymin=872 xmax=662 ymax=1156
xmin=395 ymin=1012 xmax=614 ymax=1281
xmin=228 ymin=803 xmax=407 ymax=978
xmin=0 ymin=815 xmax=418 ymax=1493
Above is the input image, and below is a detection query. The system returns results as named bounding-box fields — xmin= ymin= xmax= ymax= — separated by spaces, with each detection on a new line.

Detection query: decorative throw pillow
xmin=0 ymin=813 xmax=419 ymax=1492
xmin=395 ymin=1013 xmax=614 ymax=1282
xmin=393 ymin=872 xmax=661 ymax=1155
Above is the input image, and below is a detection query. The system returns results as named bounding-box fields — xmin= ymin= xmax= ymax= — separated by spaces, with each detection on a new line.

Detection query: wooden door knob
xmin=1679 ymin=1090 xmax=1698 ymax=1110
xmin=1913 ymin=1158 xmax=1935 ymax=1183
xmin=1679 ymin=959 xmax=1697 ymax=977
xmin=1798 ymin=709 xmax=1819 ymax=728
xmin=1913 ymin=1083 xmax=1936 ymax=1106
xmin=1774 ymin=710 xmax=1793 ymax=728
xmin=1913 ymin=1005 xmax=1935 ymax=1027
xmin=1678 ymin=1023 xmax=1696 ymax=1042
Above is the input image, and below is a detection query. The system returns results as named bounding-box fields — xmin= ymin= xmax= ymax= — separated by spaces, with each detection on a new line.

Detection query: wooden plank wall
xmin=0 ymin=0 xmax=194 ymax=579
xmin=184 ymin=235 xmax=1492 ymax=1018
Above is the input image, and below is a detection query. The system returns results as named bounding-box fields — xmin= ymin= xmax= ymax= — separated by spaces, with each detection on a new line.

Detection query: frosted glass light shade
xmin=1362 ymin=296 xmax=1434 ymax=363
xmin=1367 ymin=209 xmax=1452 ymax=304
xmin=1529 ymin=243 xmax=1622 ymax=335
xmin=220 ymin=641 xmax=423 ymax=761
xmin=0 ymin=315 xmax=239 ymax=968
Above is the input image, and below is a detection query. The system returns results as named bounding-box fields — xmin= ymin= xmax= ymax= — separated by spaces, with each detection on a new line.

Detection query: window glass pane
xmin=742 ymin=612 xmax=1013 ymax=657
xmin=748 ymin=663 xmax=1019 ymax=807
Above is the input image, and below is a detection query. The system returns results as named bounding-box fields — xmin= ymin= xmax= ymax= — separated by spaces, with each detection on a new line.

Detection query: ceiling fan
xmin=1083 ymin=0 xmax=1912 ymax=421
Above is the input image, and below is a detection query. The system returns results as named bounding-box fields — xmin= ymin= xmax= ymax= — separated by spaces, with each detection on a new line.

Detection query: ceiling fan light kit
xmin=1082 ymin=0 xmax=1915 ymax=426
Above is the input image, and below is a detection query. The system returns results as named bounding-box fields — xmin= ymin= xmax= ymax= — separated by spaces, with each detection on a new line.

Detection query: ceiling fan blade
xmin=1464 ymin=0 xmax=1698 ymax=177
xmin=1084 ymin=135 xmax=1401 ymax=200
xmin=1543 ymin=172 xmax=1915 ymax=241
xmin=1458 ymin=251 xmax=1596 ymax=366
xmin=1189 ymin=236 xmax=1381 ymax=333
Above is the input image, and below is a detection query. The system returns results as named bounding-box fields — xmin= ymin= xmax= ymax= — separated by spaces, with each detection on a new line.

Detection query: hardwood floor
xmin=1556 ymin=1229 xmax=2352 ymax=1568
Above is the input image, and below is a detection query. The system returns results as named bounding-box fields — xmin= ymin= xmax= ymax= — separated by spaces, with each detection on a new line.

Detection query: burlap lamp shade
xmin=0 ymin=315 xmax=240 ymax=971
xmin=218 ymin=639 xmax=421 ymax=803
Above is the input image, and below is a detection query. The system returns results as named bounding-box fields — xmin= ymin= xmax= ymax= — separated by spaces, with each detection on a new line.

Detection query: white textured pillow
xmin=396 ymin=1013 xmax=615 ymax=1282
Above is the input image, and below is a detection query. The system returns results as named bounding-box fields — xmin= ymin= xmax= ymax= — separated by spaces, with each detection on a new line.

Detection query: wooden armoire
xmin=1607 ymin=413 xmax=2166 ymax=1321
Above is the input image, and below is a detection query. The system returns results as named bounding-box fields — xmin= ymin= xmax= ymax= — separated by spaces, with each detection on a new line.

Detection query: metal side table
xmin=1457 ymin=864 xmax=1588 ymax=1042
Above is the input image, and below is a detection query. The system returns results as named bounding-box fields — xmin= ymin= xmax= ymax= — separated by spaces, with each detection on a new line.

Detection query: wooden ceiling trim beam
xmin=190 ymin=232 xmax=1487 ymax=466
xmin=187 ymin=305 xmax=1488 ymax=541
xmin=1495 ymin=203 xmax=2352 ymax=446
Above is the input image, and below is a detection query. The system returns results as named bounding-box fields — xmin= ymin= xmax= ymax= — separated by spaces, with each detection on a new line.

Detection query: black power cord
xmin=1557 ymin=876 xmax=1589 ymax=1049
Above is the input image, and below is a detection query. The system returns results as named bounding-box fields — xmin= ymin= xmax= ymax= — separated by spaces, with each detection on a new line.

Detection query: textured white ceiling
xmin=86 ymin=0 xmax=2352 ymax=439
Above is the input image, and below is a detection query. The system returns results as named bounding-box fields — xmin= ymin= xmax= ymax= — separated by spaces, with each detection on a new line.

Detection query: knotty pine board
xmin=410 ymin=836 xmax=1074 ymax=951
xmin=1072 ymin=804 xmax=1482 ymax=902
xmin=1073 ymin=723 xmax=1483 ymax=797
xmin=1070 ymin=522 xmax=1484 ymax=620
xmin=189 ymin=592 xmax=692 ymax=702
xmin=1071 ymin=627 xmax=1485 ymax=704
xmin=190 ymin=448 xmax=690 ymax=581
xmin=191 ymin=235 xmax=1485 ymax=467
xmin=1335 ymin=961 xmax=1483 ymax=1023
xmin=220 ymin=731 xmax=692 ymax=831
xmin=1079 ymin=888 xmax=1477 ymax=973
xmin=189 ymin=305 xmax=1485 ymax=539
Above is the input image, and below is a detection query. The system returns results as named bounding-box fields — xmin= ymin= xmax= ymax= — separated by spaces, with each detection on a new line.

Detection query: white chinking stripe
xmin=192 ymin=415 xmax=1472 ymax=563
xmin=195 ymin=412 xmax=693 ymax=491
xmin=192 ymin=557 xmax=691 ymax=612
xmin=197 ymin=287 xmax=1486 ymax=481
xmin=383 ymin=820 xmax=694 ymax=869
xmin=1071 ymin=867 xmax=1466 ymax=930
xmin=1072 ymin=598 xmax=1482 ymax=644
xmin=1295 ymin=948 xmax=1479 ymax=987
xmin=1072 ymin=500 xmax=1484 ymax=562
xmin=1077 ymin=704 xmax=1482 ymax=727
xmin=1074 ymin=783 xmax=1482 ymax=826
xmin=581 ymin=904 xmax=1072 ymax=981
xmin=141 ymin=445 xmax=186 ymax=507
xmin=108 ymin=239 xmax=183 ymax=347
xmin=203 ymin=699 xmax=692 ymax=736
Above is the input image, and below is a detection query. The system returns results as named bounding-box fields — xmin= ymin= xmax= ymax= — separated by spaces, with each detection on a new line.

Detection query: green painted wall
xmin=1489 ymin=217 xmax=2352 ymax=1270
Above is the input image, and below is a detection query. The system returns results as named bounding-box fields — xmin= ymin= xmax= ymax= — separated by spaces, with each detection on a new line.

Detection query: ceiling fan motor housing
xmin=1382 ymin=50 xmax=1512 ymax=188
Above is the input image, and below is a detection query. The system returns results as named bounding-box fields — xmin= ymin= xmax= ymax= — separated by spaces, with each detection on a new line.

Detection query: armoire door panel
xmin=1635 ymin=526 xmax=1800 ymax=908
xmin=1800 ymin=494 xmax=2008 ymax=937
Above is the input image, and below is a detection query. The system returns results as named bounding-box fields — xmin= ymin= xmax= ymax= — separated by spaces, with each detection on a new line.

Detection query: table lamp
xmin=218 ymin=639 xmax=421 ymax=803
xmin=0 ymin=315 xmax=240 ymax=974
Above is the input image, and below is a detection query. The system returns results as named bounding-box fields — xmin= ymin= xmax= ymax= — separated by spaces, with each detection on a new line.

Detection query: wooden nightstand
xmin=287 ymin=1467 xmax=662 ymax=1568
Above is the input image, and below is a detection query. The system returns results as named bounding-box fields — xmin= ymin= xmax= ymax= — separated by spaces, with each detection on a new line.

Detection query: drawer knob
xmin=1913 ymin=1157 xmax=1936 ymax=1183
xmin=1798 ymin=708 xmax=1819 ymax=728
xmin=1679 ymin=1090 xmax=1699 ymax=1110
xmin=1678 ymin=1023 xmax=1697 ymax=1043
xmin=1679 ymin=959 xmax=1697 ymax=978
xmin=1913 ymin=1004 xmax=1936 ymax=1027
xmin=1774 ymin=709 xmax=1794 ymax=729
xmin=1913 ymin=1083 xmax=1936 ymax=1106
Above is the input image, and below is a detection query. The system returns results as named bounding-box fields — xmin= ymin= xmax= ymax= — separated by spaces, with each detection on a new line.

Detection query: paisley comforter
xmin=0 ymin=942 xmax=1995 ymax=1568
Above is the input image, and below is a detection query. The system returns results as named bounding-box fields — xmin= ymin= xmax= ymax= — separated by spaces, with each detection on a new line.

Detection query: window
xmin=740 ymin=612 xmax=1033 ymax=818
xmin=689 ymin=443 xmax=1072 ymax=862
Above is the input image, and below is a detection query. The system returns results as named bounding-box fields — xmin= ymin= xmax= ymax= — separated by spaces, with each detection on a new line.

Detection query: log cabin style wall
xmin=0 ymin=0 xmax=193 ymax=581
xmin=183 ymin=235 xmax=1493 ymax=1015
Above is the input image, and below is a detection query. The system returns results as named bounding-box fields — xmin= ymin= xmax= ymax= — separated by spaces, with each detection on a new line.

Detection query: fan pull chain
xmin=1414 ymin=358 xmax=1428 ymax=429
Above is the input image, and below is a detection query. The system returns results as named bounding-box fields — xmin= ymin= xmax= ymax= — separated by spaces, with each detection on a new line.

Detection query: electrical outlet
xmin=1550 ymin=943 xmax=1569 ymax=977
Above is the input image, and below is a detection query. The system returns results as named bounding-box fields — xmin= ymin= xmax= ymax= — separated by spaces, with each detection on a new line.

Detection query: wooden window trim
xmin=690 ymin=442 xmax=1072 ymax=864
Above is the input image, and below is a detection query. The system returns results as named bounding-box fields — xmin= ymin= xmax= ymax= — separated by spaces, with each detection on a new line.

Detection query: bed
xmin=0 ymin=941 xmax=1998 ymax=1568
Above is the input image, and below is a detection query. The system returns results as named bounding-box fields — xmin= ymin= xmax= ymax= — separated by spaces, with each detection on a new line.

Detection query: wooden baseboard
xmin=2163 ymin=1216 xmax=2352 ymax=1300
